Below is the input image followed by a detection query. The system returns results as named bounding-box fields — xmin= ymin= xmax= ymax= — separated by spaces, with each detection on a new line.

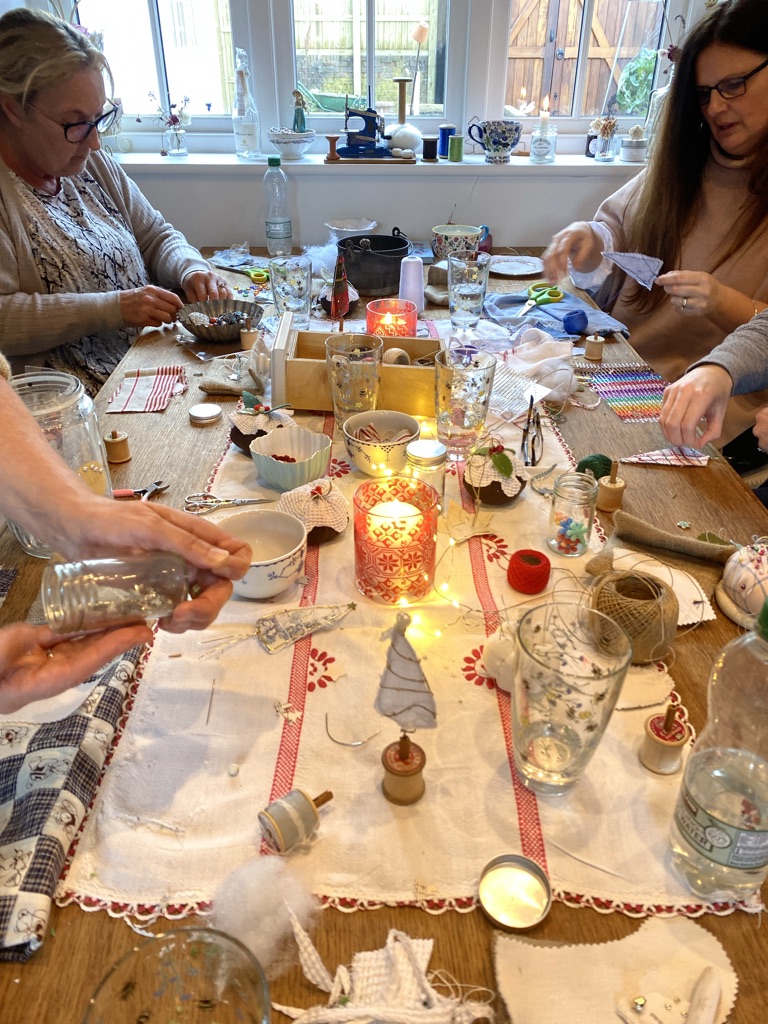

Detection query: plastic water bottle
xmin=232 ymin=47 xmax=260 ymax=159
xmin=263 ymin=156 xmax=292 ymax=256
xmin=669 ymin=598 xmax=768 ymax=902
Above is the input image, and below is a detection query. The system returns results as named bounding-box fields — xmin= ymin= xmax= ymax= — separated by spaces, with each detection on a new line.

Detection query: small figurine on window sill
xmin=292 ymin=90 xmax=307 ymax=134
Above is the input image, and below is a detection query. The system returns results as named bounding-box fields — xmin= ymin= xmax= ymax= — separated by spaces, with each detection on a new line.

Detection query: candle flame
xmin=520 ymin=86 xmax=526 ymax=102
xmin=541 ymin=95 xmax=550 ymax=113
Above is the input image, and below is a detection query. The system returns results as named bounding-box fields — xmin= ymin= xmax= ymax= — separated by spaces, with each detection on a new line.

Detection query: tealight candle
xmin=353 ymin=477 xmax=439 ymax=603
xmin=366 ymin=298 xmax=418 ymax=337
xmin=539 ymin=95 xmax=550 ymax=131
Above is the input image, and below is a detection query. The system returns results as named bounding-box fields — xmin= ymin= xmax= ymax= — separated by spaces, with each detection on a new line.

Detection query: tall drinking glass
xmin=447 ymin=252 xmax=491 ymax=329
xmin=510 ymin=602 xmax=633 ymax=795
xmin=325 ymin=335 xmax=383 ymax=429
xmin=435 ymin=347 xmax=496 ymax=457
xmin=269 ymin=254 xmax=313 ymax=329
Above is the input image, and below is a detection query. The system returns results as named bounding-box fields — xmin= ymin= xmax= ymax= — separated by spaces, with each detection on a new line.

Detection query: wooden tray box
xmin=270 ymin=315 xmax=445 ymax=417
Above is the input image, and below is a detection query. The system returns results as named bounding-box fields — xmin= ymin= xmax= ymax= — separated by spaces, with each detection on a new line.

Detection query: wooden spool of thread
xmin=240 ymin=317 xmax=260 ymax=351
xmin=639 ymin=703 xmax=690 ymax=775
xmin=381 ymin=734 xmax=426 ymax=805
xmin=507 ymin=549 xmax=551 ymax=595
xmin=258 ymin=789 xmax=332 ymax=853
xmin=596 ymin=460 xmax=626 ymax=513
xmin=103 ymin=428 xmax=131 ymax=464
xmin=591 ymin=570 xmax=679 ymax=665
xmin=584 ymin=334 xmax=605 ymax=362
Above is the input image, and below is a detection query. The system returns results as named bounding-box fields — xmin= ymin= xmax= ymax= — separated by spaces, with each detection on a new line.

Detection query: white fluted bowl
xmin=267 ymin=128 xmax=316 ymax=160
xmin=250 ymin=427 xmax=332 ymax=490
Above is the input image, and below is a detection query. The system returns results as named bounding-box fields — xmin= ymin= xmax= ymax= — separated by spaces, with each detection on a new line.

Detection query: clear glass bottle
xmin=263 ymin=156 xmax=293 ymax=256
xmin=41 ymin=554 xmax=188 ymax=633
xmin=645 ymin=66 xmax=674 ymax=160
xmin=405 ymin=439 xmax=447 ymax=502
xmin=546 ymin=470 xmax=598 ymax=557
xmin=232 ymin=46 xmax=261 ymax=159
xmin=669 ymin=598 xmax=768 ymax=902
xmin=8 ymin=371 xmax=112 ymax=558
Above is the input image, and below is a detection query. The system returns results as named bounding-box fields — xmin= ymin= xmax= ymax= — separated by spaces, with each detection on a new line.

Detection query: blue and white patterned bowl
xmin=267 ymin=128 xmax=316 ymax=160
xmin=343 ymin=410 xmax=420 ymax=477
xmin=218 ymin=508 xmax=307 ymax=599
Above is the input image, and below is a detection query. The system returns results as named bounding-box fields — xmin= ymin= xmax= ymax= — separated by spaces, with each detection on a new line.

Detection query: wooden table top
xmin=1 ymin=261 xmax=767 ymax=1022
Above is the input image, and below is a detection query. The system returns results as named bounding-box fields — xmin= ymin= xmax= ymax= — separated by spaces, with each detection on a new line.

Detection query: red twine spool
xmin=507 ymin=549 xmax=551 ymax=595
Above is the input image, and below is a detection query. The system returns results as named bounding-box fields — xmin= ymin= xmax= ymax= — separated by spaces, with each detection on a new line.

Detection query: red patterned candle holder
xmin=365 ymin=299 xmax=418 ymax=338
xmin=353 ymin=477 xmax=439 ymax=603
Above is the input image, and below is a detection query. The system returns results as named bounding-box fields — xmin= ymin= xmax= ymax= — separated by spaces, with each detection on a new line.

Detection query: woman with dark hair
xmin=0 ymin=9 xmax=231 ymax=395
xmin=543 ymin=0 xmax=768 ymax=464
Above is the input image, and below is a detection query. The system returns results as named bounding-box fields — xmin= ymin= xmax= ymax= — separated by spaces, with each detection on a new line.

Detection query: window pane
xmin=77 ymin=0 xmax=160 ymax=112
xmin=78 ymin=0 xmax=233 ymax=115
xmin=293 ymin=0 xmax=446 ymax=120
xmin=583 ymin=0 xmax=665 ymax=118
xmin=505 ymin=0 xmax=666 ymax=120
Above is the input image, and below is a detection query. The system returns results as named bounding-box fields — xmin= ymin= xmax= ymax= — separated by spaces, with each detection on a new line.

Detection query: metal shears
xmin=114 ymin=480 xmax=169 ymax=502
xmin=519 ymin=281 xmax=564 ymax=317
xmin=184 ymin=492 xmax=274 ymax=515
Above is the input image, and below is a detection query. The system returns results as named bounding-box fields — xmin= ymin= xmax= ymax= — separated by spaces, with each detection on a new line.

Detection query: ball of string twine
xmin=590 ymin=569 xmax=679 ymax=665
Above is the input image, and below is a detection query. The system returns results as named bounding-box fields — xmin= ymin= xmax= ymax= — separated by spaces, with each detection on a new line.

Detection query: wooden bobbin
xmin=584 ymin=334 xmax=605 ymax=362
xmin=638 ymin=704 xmax=690 ymax=775
xmin=103 ymin=428 xmax=131 ymax=464
xmin=258 ymin=788 xmax=333 ymax=853
xmin=381 ymin=734 xmax=426 ymax=805
xmin=596 ymin=460 xmax=625 ymax=512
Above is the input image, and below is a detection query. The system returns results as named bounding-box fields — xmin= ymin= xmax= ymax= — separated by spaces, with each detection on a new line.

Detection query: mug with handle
xmin=431 ymin=223 xmax=490 ymax=261
xmin=467 ymin=119 xmax=523 ymax=164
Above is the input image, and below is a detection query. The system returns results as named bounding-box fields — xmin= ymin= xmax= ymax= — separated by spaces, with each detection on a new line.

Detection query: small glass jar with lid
xmin=546 ymin=471 xmax=598 ymax=557
xmin=529 ymin=126 xmax=557 ymax=164
xmin=8 ymin=371 xmax=112 ymax=558
xmin=41 ymin=554 xmax=189 ymax=633
xmin=405 ymin=439 xmax=447 ymax=501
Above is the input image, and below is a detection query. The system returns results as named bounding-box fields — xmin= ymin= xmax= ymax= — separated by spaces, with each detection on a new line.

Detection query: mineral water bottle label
xmin=674 ymin=780 xmax=768 ymax=870
xmin=266 ymin=219 xmax=292 ymax=239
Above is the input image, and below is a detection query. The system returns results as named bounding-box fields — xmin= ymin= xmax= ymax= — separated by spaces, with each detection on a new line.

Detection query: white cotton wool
xmin=211 ymin=856 xmax=320 ymax=976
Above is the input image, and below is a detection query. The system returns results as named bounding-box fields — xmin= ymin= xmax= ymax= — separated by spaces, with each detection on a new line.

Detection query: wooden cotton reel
xmin=258 ymin=789 xmax=332 ymax=853
xmin=591 ymin=571 xmax=678 ymax=665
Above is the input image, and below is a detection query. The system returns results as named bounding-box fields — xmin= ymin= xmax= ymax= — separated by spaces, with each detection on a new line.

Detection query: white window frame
xmin=41 ymin=0 xmax=707 ymax=149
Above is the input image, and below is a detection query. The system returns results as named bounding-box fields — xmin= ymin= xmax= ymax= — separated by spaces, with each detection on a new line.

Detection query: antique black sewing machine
xmin=336 ymin=98 xmax=391 ymax=158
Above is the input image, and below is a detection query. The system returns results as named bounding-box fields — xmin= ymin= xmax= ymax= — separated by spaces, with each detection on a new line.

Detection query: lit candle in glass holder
xmin=366 ymin=299 xmax=418 ymax=338
xmin=353 ymin=477 xmax=439 ymax=603
xmin=539 ymin=95 xmax=550 ymax=130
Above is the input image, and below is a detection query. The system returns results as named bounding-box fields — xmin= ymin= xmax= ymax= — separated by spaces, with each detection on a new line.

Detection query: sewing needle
xmin=206 ymin=677 xmax=217 ymax=725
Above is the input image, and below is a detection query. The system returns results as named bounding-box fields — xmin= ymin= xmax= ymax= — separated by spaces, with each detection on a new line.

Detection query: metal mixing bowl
xmin=177 ymin=299 xmax=262 ymax=342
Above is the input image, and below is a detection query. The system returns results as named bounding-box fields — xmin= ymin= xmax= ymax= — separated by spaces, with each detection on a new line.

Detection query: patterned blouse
xmin=14 ymin=170 xmax=149 ymax=395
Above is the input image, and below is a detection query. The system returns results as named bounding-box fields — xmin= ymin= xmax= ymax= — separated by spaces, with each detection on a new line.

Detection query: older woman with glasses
xmin=0 ymin=9 xmax=231 ymax=395
xmin=542 ymin=0 xmax=768 ymax=472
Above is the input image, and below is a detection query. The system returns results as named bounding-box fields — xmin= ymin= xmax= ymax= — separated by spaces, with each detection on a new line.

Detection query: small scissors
xmin=184 ymin=492 xmax=273 ymax=515
xmin=519 ymin=281 xmax=564 ymax=317
xmin=114 ymin=480 xmax=169 ymax=502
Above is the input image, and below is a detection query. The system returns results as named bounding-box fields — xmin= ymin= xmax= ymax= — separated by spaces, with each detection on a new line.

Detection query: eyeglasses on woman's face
xmin=695 ymin=55 xmax=768 ymax=106
xmin=28 ymin=101 xmax=119 ymax=143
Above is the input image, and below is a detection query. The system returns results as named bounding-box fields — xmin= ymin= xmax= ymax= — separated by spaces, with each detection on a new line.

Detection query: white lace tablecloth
xmin=56 ymin=411 xmax=756 ymax=922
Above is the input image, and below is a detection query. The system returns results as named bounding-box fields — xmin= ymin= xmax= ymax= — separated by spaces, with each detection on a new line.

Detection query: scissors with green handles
xmin=518 ymin=281 xmax=565 ymax=317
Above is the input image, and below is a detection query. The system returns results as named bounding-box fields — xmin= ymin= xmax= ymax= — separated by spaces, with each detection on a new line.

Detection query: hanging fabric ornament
xmin=330 ymin=253 xmax=350 ymax=320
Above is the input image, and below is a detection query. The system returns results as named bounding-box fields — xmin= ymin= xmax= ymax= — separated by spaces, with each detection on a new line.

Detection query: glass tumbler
xmin=325 ymin=334 xmax=383 ymax=428
xmin=83 ymin=926 xmax=270 ymax=1024
xmin=447 ymin=252 xmax=491 ymax=329
xmin=269 ymin=254 xmax=313 ymax=329
xmin=546 ymin=470 xmax=598 ymax=557
xmin=435 ymin=347 xmax=496 ymax=457
xmin=8 ymin=371 xmax=112 ymax=558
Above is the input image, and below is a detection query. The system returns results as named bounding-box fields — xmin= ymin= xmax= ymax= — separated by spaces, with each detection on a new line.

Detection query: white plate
xmin=489 ymin=255 xmax=544 ymax=278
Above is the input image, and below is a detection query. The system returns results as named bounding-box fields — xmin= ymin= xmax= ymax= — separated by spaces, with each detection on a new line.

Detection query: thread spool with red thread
xmin=507 ymin=549 xmax=551 ymax=595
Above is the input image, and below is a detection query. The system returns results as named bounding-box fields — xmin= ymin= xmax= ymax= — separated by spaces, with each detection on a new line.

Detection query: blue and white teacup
xmin=467 ymin=119 xmax=523 ymax=164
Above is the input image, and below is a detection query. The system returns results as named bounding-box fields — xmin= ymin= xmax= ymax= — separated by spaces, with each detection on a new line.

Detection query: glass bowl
xmin=82 ymin=926 xmax=270 ymax=1023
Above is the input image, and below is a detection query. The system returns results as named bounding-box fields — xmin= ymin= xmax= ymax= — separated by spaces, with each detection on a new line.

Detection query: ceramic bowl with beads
xmin=178 ymin=299 xmax=262 ymax=343
xmin=464 ymin=444 xmax=527 ymax=505
xmin=250 ymin=427 xmax=331 ymax=491
xmin=342 ymin=410 xmax=420 ymax=477
xmin=276 ymin=478 xmax=349 ymax=544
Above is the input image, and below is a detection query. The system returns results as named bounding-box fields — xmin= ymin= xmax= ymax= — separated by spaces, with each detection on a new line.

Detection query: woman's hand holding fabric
xmin=659 ymin=364 xmax=734 ymax=448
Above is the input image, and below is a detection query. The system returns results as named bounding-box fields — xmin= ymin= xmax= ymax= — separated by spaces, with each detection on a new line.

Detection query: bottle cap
xmin=478 ymin=854 xmax=552 ymax=930
xmin=406 ymin=439 xmax=447 ymax=468
xmin=268 ymin=155 xmax=281 ymax=166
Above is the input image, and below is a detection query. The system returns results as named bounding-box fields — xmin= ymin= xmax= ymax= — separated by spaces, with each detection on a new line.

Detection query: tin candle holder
xmin=366 ymin=298 xmax=418 ymax=337
xmin=353 ymin=476 xmax=439 ymax=602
